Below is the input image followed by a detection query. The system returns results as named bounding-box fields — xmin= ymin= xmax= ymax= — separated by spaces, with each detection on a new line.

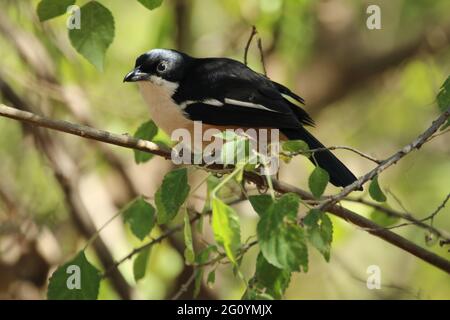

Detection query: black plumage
xmin=125 ymin=49 xmax=358 ymax=188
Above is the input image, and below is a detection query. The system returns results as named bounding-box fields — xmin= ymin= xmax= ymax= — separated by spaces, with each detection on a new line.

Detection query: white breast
xmin=137 ymin=79 xmax=193 ymax=136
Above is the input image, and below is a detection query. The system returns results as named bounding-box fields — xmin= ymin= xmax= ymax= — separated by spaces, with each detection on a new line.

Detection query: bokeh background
xmin=0 ymin=0 xmax=449 ymax=299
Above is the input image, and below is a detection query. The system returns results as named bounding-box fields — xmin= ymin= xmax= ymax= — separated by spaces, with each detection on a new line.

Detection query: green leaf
xmin=137 ymin=0 xmax=163 ymax=10
xmin=123 ymin=197 xmax=156 ymax=240
xmin=37 ymin=0 xmax=75 ymax=21
xmin=243 ymin=289 xmax=275 ymax=300
xmin=253 ymin=252 xmax=291 ymax=299
xmin=133 ymin=120 xmax=158 ymax=164
xmin=214 ymin=130 xmax=241 ymax=141
xmin=369 ymin=175 xmax=386 ymax=202
xmin=303 ymin=209 xmax=333 ymax=261
xmin=133 ymin=247 xmax=151 ymax=281
xmin=249 ymin=195 xmax=273 ymax=217
xmin=155 ymin=168 xmax=190 ymax=224
xmin=47 ymin=251 xmax=101 ymax=300
xmin=212 ymin=198 xmax=241 ymax=265
xmin=220 ymin=138 xmax=250 ymax=166
xmin=437 ymin=75 xmax=450 ymax=129
xmin=206 ymin=270 xmax=216 ymax=288
xmin=68 ymin=1 xmax=114 ymax=71
xmin=184 ymin=212 xmax=195 ymax=265
xmin=282 ymin=140 xmax=309 ymax=153
xmin=253 ymin=193 xmax=308 ymax=272
xmin=308 ymin=166 xmax=329 ymax=198
xmin=193 ymin=245 xmax=217 ymax=298
xmin=370 ymin=209 xmax=400 ymax=227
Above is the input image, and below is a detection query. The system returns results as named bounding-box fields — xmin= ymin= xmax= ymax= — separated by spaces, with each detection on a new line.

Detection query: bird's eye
xmin=157 ymin=61 xmax=167 ymax=73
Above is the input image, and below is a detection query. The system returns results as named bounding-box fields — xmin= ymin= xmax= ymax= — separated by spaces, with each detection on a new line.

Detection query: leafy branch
xmin=1 ymin=102 xmax=449 ymax=283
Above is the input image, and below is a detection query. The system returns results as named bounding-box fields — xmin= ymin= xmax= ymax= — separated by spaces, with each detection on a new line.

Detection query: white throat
xmin=137 ymin=77 xmax=192 ymax=135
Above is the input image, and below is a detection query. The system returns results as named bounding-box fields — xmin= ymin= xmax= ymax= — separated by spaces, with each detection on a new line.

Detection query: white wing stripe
xmin=180 ymin=98 xmax=279 ymax=113
xmin=224 ymin=98 xmax=279 ymax=112
xmin=180 ymin=99 xmax=224 ymax=109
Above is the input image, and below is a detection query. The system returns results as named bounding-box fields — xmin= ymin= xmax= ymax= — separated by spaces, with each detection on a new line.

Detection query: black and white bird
xmin=124 ymin=48 xmax=357 ymax=187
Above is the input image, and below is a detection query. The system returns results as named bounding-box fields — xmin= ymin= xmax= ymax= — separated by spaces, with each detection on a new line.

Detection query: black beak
xmin=123 ymin=68 xmax=149 ymax=82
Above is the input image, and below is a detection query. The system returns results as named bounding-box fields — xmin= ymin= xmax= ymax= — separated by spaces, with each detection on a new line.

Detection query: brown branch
xmin=0 ymin=87 xmax=133 ymax=299
xmin=1 ymin=103 xmax=449 ymax=274
xmin=244 ymin=172 xmax=450 ymax=274
xmin=0 ymin=15 xmax=218 ymax=299
xmin=316 ymin=107 xmax=450 ymax=212
xmin=345 ymin=197 xmax=450 ymax=242
xmin=0 ymin=104 xmax=170 ymax=159
xmin=171 ymin=272 xmax=196 ymax=300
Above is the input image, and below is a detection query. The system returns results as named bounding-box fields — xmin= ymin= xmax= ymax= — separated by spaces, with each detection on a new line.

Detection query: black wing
xmin=172 ymin=58 xmax=313 ymax=128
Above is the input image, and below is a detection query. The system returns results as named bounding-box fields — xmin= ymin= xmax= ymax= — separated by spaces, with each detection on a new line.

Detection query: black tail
xmin=281 ymin=127 xmax=358 ymax=188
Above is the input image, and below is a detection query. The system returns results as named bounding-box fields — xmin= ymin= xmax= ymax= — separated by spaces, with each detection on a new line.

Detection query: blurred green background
xmin=0 ymin=0 xmax=449 ymax=299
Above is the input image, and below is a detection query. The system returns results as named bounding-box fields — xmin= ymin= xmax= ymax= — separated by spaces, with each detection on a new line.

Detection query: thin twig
xmin=244 ymin=25 xmax=257 ymax=66
xmin=257 ymin=37 xmax=267 ymax=76
xmin=284 ymin=145 xmax=382 ymax=164
xmin=425 ymin=193 xmax=450 ymax=225
xmin=1 ymin=103 xmax=450 ymax=274
xmin=103 ymin=212 xmax=202 ymax=277
xmin=171 ymin=272 xmax=196 ymax=300
xmin=345 ymin=197 xmax=450 ymax=242
xmin=316 ymin=107 xmax=450 ymax=212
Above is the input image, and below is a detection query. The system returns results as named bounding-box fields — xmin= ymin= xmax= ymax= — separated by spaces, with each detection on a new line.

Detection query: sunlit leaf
xmin=282 ymin=140 xmax=309 ymax=153
xmin=123 ymin=197 xmax=155 ymax=240
xmin=68 ymin=1 xmax=114 ymax=71
xmin=133 ymin=120 xmax=158 ymax=164
xmin=155 ymin=168 xmax=190 ymax=224
xmin=220 ymin=138 xmax=250 ymax=166
xmin=251 ymin=193 xmax=308 ymax=272
xmin=48 ymin=251 xmax=101 ymax=300
xmin=37 ymin=0 xmax=75 ymax=21
xmin=184 ymin=212 xmax=195 ymax=265
xmin=212 ymin=198 xmax=241 ymax=265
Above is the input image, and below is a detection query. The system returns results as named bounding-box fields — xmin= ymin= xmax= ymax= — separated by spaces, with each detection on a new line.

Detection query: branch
xmin=0 ymin=104 xmax=170 ymax=158
xmin=316 ymin=106 xmax=450 ymax=212
xmin=103 ymin=211 xmax=202 ymax=277
xmin=243 ymin=25 xmax=267 ymax=76
xmin=243 ymin=26 xmax=257 ymax=66
xmin=244 ymin=172 xmax=450 ymax=274
xmin=1 ymin=103 xmax=449 ymax=274
xmin=0 ymin=98 xmax=133 ymax=299
xmin=284 ymin=145 xmax=382 ymax=164
xmin=171 ymin=272 xmax=196 ymax=300
xmin=345 ymin=197 xmax=450 ymax=243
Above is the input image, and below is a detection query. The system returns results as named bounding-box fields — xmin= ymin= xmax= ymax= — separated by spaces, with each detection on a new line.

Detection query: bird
xmin=124 ymin=48 xmax=358 ymax=188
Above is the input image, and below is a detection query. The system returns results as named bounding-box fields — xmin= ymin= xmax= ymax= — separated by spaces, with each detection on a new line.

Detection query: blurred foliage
xmin=0 ymin=0 xmax=449 ymax=300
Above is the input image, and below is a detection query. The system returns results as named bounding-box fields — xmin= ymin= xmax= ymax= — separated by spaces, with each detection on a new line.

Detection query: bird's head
xmin=123 ymin=49 xmax=189 ymax=86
